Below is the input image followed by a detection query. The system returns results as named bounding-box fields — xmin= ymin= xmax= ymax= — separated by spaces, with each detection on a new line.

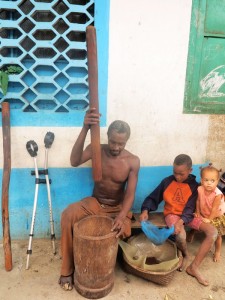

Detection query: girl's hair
xmin=107 ymin=120 xmax=130 ymax=139
xmin=173 ymin=154 xmax=192 ymax=169
xmin=200 ymin=163 xmax=222 ymax=178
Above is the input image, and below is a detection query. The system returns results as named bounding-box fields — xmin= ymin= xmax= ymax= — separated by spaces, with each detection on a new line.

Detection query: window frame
xmin=183 ymin=0 xmax=225 ymax=114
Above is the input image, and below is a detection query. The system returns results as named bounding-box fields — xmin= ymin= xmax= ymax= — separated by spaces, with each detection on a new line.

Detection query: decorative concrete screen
xmin=0 ymin=0 xmax=99 ymax=124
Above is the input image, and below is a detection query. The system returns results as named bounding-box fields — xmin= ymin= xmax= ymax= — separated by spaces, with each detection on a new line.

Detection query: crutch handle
xmin=26 ymin=140 xmax=38 ymax=157
xmin=44 ymin=132 xmax=55 ymax=149
xmin=35 ymin=178 xmax=52 ymax=184
xmin=31 ymin=169 xmax=48 ymax=176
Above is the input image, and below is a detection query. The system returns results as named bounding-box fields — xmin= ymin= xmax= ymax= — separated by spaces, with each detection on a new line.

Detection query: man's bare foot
xmin=58 ymin=274 xmax=74 ymax=291
xmin=177 ymin=255 xmax=189 ymax=272
xmin=213 ymin=252 xmax=221 ymax=262
xmin=186 ymin=265 xmax=209 ymax=286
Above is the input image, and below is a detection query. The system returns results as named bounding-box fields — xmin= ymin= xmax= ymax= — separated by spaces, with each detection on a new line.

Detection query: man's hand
xmin=139 ymin=210 xmax=149 ymax=222
xmin=84 ymin=107 xmax=101 ymax=128
xmin=111 ymin=215 xmax=125 ymax=238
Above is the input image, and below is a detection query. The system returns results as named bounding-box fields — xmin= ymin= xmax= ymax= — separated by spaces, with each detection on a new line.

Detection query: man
xmin=59 ymin=108 xmax=140 ymax=291
xmin=140 ymin=154 xmax=217 ymax=286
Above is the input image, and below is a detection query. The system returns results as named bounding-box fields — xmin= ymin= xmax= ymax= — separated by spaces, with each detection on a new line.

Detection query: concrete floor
xmin=0 ymin=234 xmax=225 ymax=300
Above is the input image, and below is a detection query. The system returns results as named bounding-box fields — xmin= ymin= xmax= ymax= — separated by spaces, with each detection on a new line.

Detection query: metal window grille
xmin=0 ymin=0 xmax=94 ymax=112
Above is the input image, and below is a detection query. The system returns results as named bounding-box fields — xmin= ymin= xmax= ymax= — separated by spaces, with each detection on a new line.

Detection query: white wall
xmin=107 ymin=0 xmax=209 ymax=166
xmin=0 ymin=0 xmax=210 ymax=170
xmin=1 ymin=0 xmax=218 ymax=239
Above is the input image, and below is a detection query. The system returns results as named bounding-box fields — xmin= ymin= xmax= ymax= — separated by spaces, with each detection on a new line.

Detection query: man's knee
xmin=61 ymin=206 xmax=70 ymax=221
xmin=61 ymin=205 xmax=75 ymax=226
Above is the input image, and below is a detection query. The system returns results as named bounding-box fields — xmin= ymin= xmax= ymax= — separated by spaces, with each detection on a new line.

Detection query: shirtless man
xmin=58 ymin=108 xmax=140 ymax=291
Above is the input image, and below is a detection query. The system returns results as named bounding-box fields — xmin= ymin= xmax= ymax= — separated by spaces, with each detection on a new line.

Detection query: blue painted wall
xmin=0 ymin=165 xmax=201 ymax=239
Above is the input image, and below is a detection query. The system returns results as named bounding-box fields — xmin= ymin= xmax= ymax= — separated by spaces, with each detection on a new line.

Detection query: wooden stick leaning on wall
xmin=1 ymin=101 xmax=12 ymax=271
xmin=86 ymin=25 xmax=102 ymax=182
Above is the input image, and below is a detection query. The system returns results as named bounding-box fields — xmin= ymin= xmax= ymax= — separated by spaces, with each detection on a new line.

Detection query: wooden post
xmin=1 ymin=101 xmax=12 ymax=271
xmin=86 ymin=25 xmax=102 ymax=182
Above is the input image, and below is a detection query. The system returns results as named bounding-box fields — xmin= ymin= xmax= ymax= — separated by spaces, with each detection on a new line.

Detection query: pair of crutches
xmin=25 ymin=132 xmax=56 ymax=270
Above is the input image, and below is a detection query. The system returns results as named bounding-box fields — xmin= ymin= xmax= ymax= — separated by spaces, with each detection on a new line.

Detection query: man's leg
xmin=186 ymin=222 xmax=218 ymax=286
xmin=59 ymin=197 xmax=101 ymax=290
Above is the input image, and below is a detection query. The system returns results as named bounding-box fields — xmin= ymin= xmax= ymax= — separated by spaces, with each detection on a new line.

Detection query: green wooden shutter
xmin=184 ymin=0 xmax=225 ymax=114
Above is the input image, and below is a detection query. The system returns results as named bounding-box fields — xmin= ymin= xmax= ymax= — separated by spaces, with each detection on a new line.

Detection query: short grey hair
xmin=107 ymin=120 xmax=131 ymax=139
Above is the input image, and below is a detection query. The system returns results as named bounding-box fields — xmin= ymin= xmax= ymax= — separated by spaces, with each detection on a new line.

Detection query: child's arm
xmin=141 ymin=179 xmax=165 ymax=214
xmin=139 ymin=210 xmax=148 ymax=222
xmin=194 ymin=195 xmax=201 ymax=217
xmin=208 ymin=194 xmax=223 ymax=221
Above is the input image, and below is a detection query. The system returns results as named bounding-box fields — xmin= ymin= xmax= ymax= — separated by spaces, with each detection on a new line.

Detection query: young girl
xmin=195 ymin=165 xmax=225 ymax=262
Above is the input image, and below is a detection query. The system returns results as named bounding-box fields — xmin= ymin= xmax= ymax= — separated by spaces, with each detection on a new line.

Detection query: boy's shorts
xmin=165 ymin=214 xmax=202 ymax=230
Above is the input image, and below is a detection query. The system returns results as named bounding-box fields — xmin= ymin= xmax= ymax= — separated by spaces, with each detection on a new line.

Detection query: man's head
xmin=173 ymin=154 xmax=193 ymax=183
xmin=107 ymin=120 xmax=130 ymax=156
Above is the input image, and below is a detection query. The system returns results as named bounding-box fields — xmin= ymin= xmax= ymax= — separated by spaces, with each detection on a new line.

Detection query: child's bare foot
xmin=213 ymin=252 xmax=221 ymax=262
xmin=186 ymin=265 xmax=209 ymax=286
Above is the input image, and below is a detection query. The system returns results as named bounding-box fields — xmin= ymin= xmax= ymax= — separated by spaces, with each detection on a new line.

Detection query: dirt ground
xmin=0 ymin=232 xmax=225 ymax=300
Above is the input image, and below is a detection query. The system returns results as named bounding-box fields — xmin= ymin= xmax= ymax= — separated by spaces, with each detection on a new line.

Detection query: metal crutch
xmin=43 ymin=132 xmax=56 ymax=254
xmin=25 ymin=140 xmax=39 ymax=270
xmin=29 ymin=132 xmax=56 ymax=254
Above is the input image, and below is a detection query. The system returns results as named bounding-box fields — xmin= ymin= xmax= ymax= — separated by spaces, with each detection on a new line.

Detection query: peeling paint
xmin=206 ymin=115 xmax=225 ymax=169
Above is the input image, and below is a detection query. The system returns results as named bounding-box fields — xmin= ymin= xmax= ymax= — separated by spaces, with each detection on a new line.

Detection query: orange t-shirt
xmin=163 ymin=181 xmax=192 ymax=216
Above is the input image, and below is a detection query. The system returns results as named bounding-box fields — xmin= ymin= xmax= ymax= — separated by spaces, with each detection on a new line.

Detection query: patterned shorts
xmin=210 ymin=215 xmax=225 ymax=236
xmin=165 ymin=214 xmax=202 ymax=230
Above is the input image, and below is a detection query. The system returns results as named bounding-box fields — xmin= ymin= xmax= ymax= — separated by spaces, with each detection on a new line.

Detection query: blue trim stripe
xmin=0 ymin=164 xmax=201 ymax=239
